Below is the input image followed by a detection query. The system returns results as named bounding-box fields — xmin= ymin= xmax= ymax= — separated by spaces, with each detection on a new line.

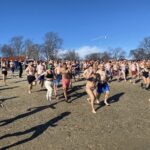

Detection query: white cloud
xmin=76 ymin=46 xmax=101 ymax=58
xmin=58 ymin=46 xmax=102 ymax=59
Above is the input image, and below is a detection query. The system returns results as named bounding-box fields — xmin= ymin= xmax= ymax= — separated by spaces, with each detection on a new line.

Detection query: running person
xmin=10 ymin=60 xmax=15 ymax=78
xmin=18 ymin=60 xmax=23 ymax=78
xmin=25 ymin=61 xmax=36 ymax=94
xmin=113 ymin=62 xmax=120 ymax=81
xmin=120 ymin=61 xmax=127 ymax=81
xmin=37 ymin=61 xmax=46 ymax=89
xmin=141 ymin=64 xmax=150 ymax=90
xmin=130 ymin=62 xmax=137 ymax=84
xmin=97 ymin=64 xmax=110 ymax=106
xmin=61 ymin=63 xmax=72 ymax=102
xmin=1 ymin=62 xmax=8 ymax=86
xmin=37 ymin=66 xmax=55 ymax=104
xmin=53 ymin=63 xmax=62 ymax=99
xmin=83 ymin=65 xmax=99 ymax=113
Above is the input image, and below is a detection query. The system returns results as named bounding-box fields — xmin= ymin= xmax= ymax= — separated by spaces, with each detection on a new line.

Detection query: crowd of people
xmin=1 ymin=59 xmax=150 ymax=113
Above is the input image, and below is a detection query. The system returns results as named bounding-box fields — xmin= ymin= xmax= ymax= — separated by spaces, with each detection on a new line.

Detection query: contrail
xmin=91 ymin=35 xmax=107 ymax=41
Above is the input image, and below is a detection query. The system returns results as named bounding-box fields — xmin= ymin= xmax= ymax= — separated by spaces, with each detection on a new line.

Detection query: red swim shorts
xmin=62 ymin=79 xmax=70 ymax=89
xmin=131 ymin=70 xmax=137 ymax=76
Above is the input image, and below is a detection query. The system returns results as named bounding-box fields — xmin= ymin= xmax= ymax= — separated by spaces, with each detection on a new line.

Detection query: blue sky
xmin=0 ymin=0 xmax=150 ymax=57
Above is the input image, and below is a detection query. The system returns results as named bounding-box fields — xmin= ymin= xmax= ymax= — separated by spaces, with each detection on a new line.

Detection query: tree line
xmin=130 ymin=37 xmax=150 ymax=60
xmin=84 ymin=37 xmax=150 ymax=61
xmin=0 ymin=32 xmax=63 ymax=61
xmin=0 ymin=32 xmax=150 ymax=61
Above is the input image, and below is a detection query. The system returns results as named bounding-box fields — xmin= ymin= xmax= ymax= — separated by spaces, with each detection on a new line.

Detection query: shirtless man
xmin=113 ymin=62 xmax=119 ymax=81
xmin=120 ymin=61 xmax=127 ymax=81
xmin=105 ymin=61 xmax=112 ymax=82
xmin=97 ymin=64 xmax=110 ymax=106
xmin=67 ymin=61 xmax=73 ymax=88
xmin=61 ymin=63 xmax=72 ymax=102
xmin=53 ymin=62 xmax=62 ymax=99
xmin=129 ymin=62 xmax=137 ymax=84
xmin=37 ymin=61 xmax=46 ymax=89
xmin=10 ymin=60 xmax=15 ymax=78
xmin=25 ymin=61 xmax=36 ymax=94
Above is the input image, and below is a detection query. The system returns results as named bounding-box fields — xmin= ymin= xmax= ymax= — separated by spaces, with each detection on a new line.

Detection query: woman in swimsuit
xmin=83 ymin=65 xmax=99 ymax=114
xmin=141 ymin=64 xmax=150 ymax=90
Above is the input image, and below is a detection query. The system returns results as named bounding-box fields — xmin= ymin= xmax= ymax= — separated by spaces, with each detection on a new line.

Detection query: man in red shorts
xmin=61 ymin=63 xmax=72 ymax=102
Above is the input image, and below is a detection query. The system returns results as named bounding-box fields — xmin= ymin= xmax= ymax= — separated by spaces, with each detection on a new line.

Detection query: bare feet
xmin=28 ymin=91 xmax=31 ymax=94
xmin=0 ymin=103 xmax=4 ymax=108
xmin=95 ymin=100 xmax=100 ymax=104
xmin=104 ymin=100 xmax=110 ymax=106
xmin=92 ymin=110 xmax=96 ymax=114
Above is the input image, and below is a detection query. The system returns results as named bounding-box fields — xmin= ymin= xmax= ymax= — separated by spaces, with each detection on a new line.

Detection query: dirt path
xmin=0 ymin=74 xmax=150 ymax=150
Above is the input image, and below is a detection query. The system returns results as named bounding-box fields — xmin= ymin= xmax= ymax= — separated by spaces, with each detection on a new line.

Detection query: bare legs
xmin=97 ymin=91 xmax=110 ymax=106
xmin=63 ymin=87 xmax=68 ymax=101
xmin=104 ymin=92 xmax=110 ymax=106
xmin=53 ymin=84 xmax=59 ymax=99
xmin=142 ymin=77 xmax=150 ymax=89
xmin=28 ymin=84 xmax=32 ymax=94
xmin=28 ymin=81 xmax=36 ymax=94
xmin=3 ymin=74 xmax=7 ymax=86
xmin=39 ymin=80 xmax=44 ymax=89
xmin=86 ymin=88 xmax=97 ymax=113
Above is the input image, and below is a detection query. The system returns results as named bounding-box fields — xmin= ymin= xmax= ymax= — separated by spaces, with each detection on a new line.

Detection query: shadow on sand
xmin=0 ymin=86 xmax=19 ymax=91
xmin=0 ymin=96 xmax=19 ymax=103
xmin=96 ymin=92 xmax=125 ymax=111
xmin=69 ymin=91 xmax=87 ymax=103
xmin=14 ymin=79 xmax=27 ymax=83
xmin=0 ymin=112 xmax=71 ymax=150
xmin=59 ymin=84 xmax=85 ymax=102
xmin=0 ymin=100 xmax=64 ymax=127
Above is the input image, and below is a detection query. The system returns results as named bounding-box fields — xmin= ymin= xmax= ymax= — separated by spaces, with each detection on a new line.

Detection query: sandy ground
xmin=0 ymin=72 xmax=150 ymax=150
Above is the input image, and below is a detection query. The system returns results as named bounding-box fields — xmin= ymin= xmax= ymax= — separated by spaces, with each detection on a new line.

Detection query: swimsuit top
xmin=87 ymin=73 xmax=100 ymax=83
xmin=142 ymin=69 xmax=149 ymax=75
xmin=46 ymin=71 xmax=54 ymax=79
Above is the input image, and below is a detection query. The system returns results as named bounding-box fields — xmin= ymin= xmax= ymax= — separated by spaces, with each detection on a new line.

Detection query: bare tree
xmin=130 ymin=48 xmax=147 ymax=60
xmin=109 ymin=48 xmax=126 ymax=60
xmin=10 ymin=36 xmax=24 ymax=56
xmin=129 ymin=37 xmax=150 ymax=60
xmin=62 ymin=49 xmax=80 ymax=60
xmin=139 ymin=37 xmax=150 ymax=58
xmin=0 ymin=44 xmax=14 ymax=57
xmin=85 ymin=52 xmax=111 ymax=61
xmin=101 ymin=52 xmax=111 ymax=61
xmin=24 ymin=39 xmax=40 ymax=60
xmin=42 ymin=32 xmax=63 ymax=60
xmin=85 ymin=53 xmax=101 ymax=60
